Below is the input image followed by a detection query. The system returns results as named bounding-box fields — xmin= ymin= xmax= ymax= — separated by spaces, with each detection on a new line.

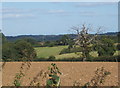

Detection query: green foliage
xmin=95 ymin=38 xmax=116 ymax=56
xmin=44 ymin=41 xmax=56 ymax=47
xmin=46 ymin=63 xmax=62 ymax=88
xmin=117 ymin=44 xmax=120 ymax=50
xmin=40 ymin=35 xmax=73 ymax=47
xmin=16 ymin=37 xmax=37 ymax=46
xmin=48 ymin=55 xmax=56 ymax=61
xmin=2 ymin=39 xmax=37 ymax=61
xmin=48 ymin=63 xmax=62 ymax=75
xmin=88 ymin=55 xmax=120 ymax=62
xmin=2 ymin=42 xmax=18 ymax=61
xmin=59 ymin=35 xmax=70 ymax=45
xmin=2 ymin=33 xmax=7 ymax=44
xmin=14 ymin=40 xmax=36 ymax=59
xmin=13 ymin=72 xmax=25 ymax=86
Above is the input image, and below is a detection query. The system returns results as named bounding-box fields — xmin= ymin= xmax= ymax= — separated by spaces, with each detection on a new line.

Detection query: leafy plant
xmin=46 ymin=63 xmax=62 ymax=88
xmin=13 ymin=72 xmax=25 ymax=86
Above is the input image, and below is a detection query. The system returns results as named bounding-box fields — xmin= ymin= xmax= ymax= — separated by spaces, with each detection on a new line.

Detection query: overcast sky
xmin=1 ymin=2 xmax=118 ymax=36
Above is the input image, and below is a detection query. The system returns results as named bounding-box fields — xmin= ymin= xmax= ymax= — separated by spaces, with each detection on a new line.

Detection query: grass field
xmin=34 ymin=46 xmax=68 ymax=58
xmin=35 ymin=46 xmax=120 ymax=59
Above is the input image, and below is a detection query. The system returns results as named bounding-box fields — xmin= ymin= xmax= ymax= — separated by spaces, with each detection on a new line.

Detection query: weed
xmin=46 ymin=63 xmax=62 ymax=88
xmin=83 ymin=67 xmax=111 ymax=87
xmin=13 ymin=72 xmax=25 ymax=86
xmin=13 ymin=61 xmax=31 ymax=86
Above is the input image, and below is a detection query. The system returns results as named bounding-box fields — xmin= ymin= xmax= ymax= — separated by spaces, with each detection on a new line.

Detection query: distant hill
xmin=100 ymin=32 xmax=119 ymax=35
xmin=6 ymin=34 xmax=77 ymax=42
xmin=5 ymin=32 xmax=118 ymax=42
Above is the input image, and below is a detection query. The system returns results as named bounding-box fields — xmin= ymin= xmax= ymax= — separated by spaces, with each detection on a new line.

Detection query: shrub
xmin=47 ymin=55 xmax=56 ymax=61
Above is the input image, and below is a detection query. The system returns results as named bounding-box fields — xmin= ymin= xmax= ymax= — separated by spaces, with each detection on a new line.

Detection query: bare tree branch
xmin=72 ymin=24 xmax=102 ymax=61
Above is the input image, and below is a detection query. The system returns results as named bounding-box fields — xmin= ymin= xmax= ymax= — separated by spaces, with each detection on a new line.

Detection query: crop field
xmin=34 ymin=46 xmax=119 ymax=59
xmin=2 ymin=62 xmax=118 ymax=86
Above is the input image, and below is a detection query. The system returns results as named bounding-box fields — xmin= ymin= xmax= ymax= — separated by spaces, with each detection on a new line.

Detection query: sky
xmin=1 ymin=2 xmax=118 ymax=36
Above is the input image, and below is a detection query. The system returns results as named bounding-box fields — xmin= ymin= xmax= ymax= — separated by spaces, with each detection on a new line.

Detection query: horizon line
xmin=4 ymin=31 xmax=119 ymax=37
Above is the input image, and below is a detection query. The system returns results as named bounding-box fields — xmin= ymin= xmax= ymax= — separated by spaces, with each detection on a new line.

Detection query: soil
xmin=1 ymin=62 xmax=119 ymax=86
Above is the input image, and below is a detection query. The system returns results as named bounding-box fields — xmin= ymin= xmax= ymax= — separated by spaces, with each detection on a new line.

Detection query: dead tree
xmin=72 ymin=24 xmax=102 ymax=61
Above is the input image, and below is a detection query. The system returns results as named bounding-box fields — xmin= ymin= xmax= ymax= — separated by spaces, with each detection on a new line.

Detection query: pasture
xmin=34 ymin=46 xmax=68 ymax=58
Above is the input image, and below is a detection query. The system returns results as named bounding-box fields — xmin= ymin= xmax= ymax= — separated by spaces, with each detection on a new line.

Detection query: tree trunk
xmin=83 ymin=57 xmax=87 ymax=61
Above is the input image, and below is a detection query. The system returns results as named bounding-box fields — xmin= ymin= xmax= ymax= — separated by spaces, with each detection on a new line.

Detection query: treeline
xmin=6 ymin=34 xmax=76 ymax=42
xmin=6 ymin=32 xmax=119 ymax=42
xmin=13 ymin=34 xmax=118 ymax=48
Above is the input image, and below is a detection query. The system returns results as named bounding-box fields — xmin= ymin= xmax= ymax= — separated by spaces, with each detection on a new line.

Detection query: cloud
xmin=47 ymin=9 xmax=66 ymax=14
xmin=0 ymin=8 xmax=36 ymax=19
xmin=1 ymin=8 xmax=68 ymax=19
xmin=0 ymin=8 xmax=27 ymax=13
xmin=2 ymin=13 xmax=34 ymax=19
xmin=79 ymin=11 xmax=96 ymax=16
xmin=75 ymin=2 xmax=117 ymax=7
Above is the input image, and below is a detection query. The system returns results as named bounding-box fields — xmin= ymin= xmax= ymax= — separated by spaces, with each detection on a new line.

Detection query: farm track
xmin=1 ymin=62 xmax=119 ymax=86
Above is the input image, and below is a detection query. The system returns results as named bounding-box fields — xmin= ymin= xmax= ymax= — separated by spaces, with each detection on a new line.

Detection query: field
xmin=2 ymin=62 xmax=119 ymax=86
xmin=35 ymin=46 xmax=119 ymax=59
xmin=34 ymin=46 xmax=68 ymax=58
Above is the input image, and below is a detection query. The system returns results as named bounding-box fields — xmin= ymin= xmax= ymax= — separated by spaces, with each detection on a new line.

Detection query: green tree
xmin=44 ymin=41 xmax=55 ymax=47
xmin=14 ymin=40 xmax=36 ymax=60
xmin=16 ymin=37 xmax=37 ymax=46
xmin=2 ymin=42 xmax=18 ymax=61
xmin=96 ymin=38 xmax=116 ymax=56
xmin=60 ymin=35 xmax=70 ymax=45
xmin=2 ymin=33 xmax=18 ymax=61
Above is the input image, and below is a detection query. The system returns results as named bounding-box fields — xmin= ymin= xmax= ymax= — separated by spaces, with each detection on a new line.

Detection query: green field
xmin=35 ymin=46 xmax=98 ymax=59
xmin=35 ymin=46 xmax=119 ymax=59
xmin=35 ymin=46 xmax=83 ymax=59
xmin=34 ymin=46 xmax=68 ymax=58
